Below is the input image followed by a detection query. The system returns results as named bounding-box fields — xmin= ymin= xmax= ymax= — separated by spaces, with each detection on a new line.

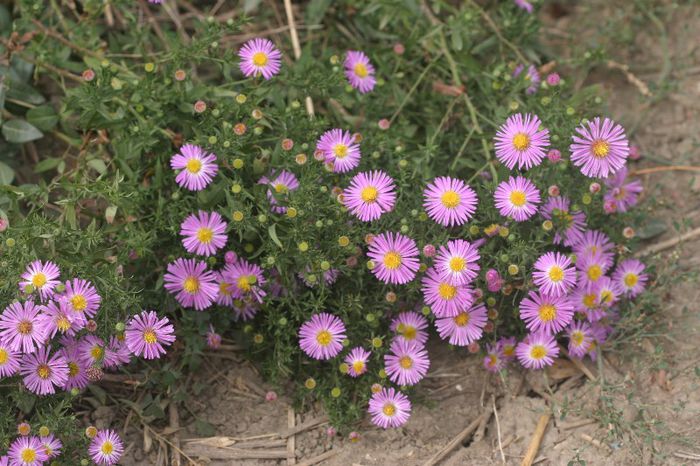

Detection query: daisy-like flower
xmin=384 ymin=339 xmax=430 ymax=386
xmin=206 ymin=325 xmax=222 ymax=349
xmin=586 ymin=323 xmax=610 ymax=361
xmin=214 ymin=271 xmax=235 ymax=307
xmin=20 ymin=347 xmax=68 ymax=396
xmin=423 ymin=176 xmax=478 ymax=227
xmin=519 ymin=291 xmax=574 ymax=334
xmin=513 ymin=64 xmax=541 ymax=95
xmin=233 ymin=300 xmax=259 ymax=322
xmin=572 ymin=230 xmax=615 ymax=260
xmin=298 ymin=313 xmax=346 ymax=360
xmin=368 ymin=387 xmax=411 ymax=429
xmin=40 ymin=434 xmax=62 ymax=459
xmin=532 ymin=252 xmax=576 ymax=297
xmin=8 ymin=436 xmax=48 ymax=466
xmin=604 ymin=167 xmax=643 ymax=213
xmin=570 ymin=117 xmax=629 ymax=178
xmin=513 ymin=0 xmax=533 ymax=13
xmin=125 ymin=310 xmax=176 ymax=360
xmin=222 ymin=259 xmax=267 ymax=303
xmin=367 ymin=232 xmax=420 ymax=285
xmin=40 ymin=300 xmax=82 ymax=338
xmin=434 ymin=303 xmax=487 ymax=346
xmin=494 ymin=176 xmax=541 ymax=222
xmin=516 ymin=332 xmax=559 ymax=369
xmin=58 ymin=340 xmax=89 ymax=391
xmin=0 ymin=301 xmax=47 ymax=354
xmin=390 ymin=312 xmax=429 ymax=346
xmin=612 ymin=259 xmax=648 ymax=298
xmin=570 ymin=284 xmax=605 ymax=321
xmin=20 ymin=260 xmax=60 ymax=300
xmin=497 ymin=336 xmax=518 ymax=361
xmin=435 ymin=239 xmax=480 ymax=286
xmin=344 ymin=51 xmax=376 ymax=94
xmin=89 ymin=429 xmax=124 ymax=466
xmin=483 ymin=344 xmax=506 ymax=373
xmin=180 ymin=211 xmax=228 ymax=257
xmin=78 ymin=335 xmax=106 ymax=366
xmin=316 ymin=129 xmax=361 ymax=173
xmin=60 ymin=278 xmax=101 ymax=318
xmin=259 ymin=170 xmax=299 ymax=214
xmin=170 ymin=144 xmax=218 ymax=191
xmin=576 ymin=250 xmax=613 ymax=288
xmin=344 ymin=347 xmax=371 ymax=377
xmin=567 ymin=321 xmax=593 ymax=358
xmin=541 ymin=196 xmax=587 ymax=246
xmin=0 ymin=342 xmax=20 ymax=377
xmin=163 ymin=258 xmax=219 ymax=311
xmin=103 ymin=336 xmax=132 ymax=369
xmin=596 ymin=276 xmax=620 ymax=309
xmin=238 ymin=38 xmax=282 ymax=80
xmin=343 ymin=170 xmax=396 ymax=221
xmin=422 ymin=267 xmax=474 ymax=318
xmin=494 ymin=113 xmax=549 ymax=170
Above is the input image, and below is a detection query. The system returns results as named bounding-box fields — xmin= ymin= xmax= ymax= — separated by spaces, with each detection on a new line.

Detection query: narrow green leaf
xmin=87 ymin=158 xmax=107 ymax=175
xmin=268 ymin=224 xmax=283 ymax=248
xmin=2 ymin=119 xmax=43 ymax=143
xmin=34 ymin=157 xmax=61 ymax=173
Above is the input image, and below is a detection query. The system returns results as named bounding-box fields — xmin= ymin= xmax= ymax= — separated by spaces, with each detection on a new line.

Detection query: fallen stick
xmin=287 ymin=407 xmax=296 ymax=465
xmin=558 ymin=346 xmax=597 ymax=382
xmin=673 ymin=451 xmax=700 ymax=460
xmin=422 ymin=407 xmax=492 ymax=466
xmin=278 ymin=415 xmax=329 ymax=439
xmin=630 ymin=165 xmax=700 ymax=176
xmin=635 ymin=226 xmax=700 ymax=257
xmin=580 ymin=433 xmax=612 ymax=454
xmin=607 ymin=60 xmax=652 ymax=97
xmin=560 ymin=419 xmax=596 ymax=431
xmin=492 ymin=396 xmax=506 ymax=464
xmin=296 ymin=449 xmax=338 ymax=466
xmin=520 ymin=413 xmax=551 ymax=466
xmin=182 ymin=444 xmax=288 ymax=460
xmin=168 ymin=403 xmax=181 ymax=466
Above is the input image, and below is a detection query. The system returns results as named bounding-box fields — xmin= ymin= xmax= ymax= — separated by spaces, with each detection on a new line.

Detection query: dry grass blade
xmin=423 ymin=406 xmax=493 ymax=466
xmin=520 ymin=413 xmax=551 ymax=466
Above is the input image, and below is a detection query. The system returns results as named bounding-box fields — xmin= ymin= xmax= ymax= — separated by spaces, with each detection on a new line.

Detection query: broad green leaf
xmin=0 ymin=161 xmax=13 ymax=184
xmin=2 ymin=119 xmax=43 ymax=143
xmin=6 ymin=80 xmax=45 ymax=105
xmin=637 ymin=218 xmax=667 ymax=240
xmin=27 ymin=105 xmax=59 ymax=131
xmin=87 ymin=158 xmax=107 ymax=175
xmin=268 ymin=224 xmax=283 ymax=248
xmin=34 ymin=157 xmax=61 ymax=173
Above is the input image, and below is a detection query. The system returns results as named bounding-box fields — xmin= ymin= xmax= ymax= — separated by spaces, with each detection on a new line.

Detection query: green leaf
xmin=34 ymin=157 xmax=61 ymax=173
xmin=2 ymin=119 xmax=43 ymax=143
xmin=88 ymin=385 xmax=108 ymax=405
xmin=87 ymin=158 xmax=107 ymax=175
xmin=268 ymin=224 xmax=283 ymax=248
xmin=306 ymin=0 xmax=332 ymax=25
xmin=27 ymin=105 xmax=59 ymax=131
xmin=636 ymin=218 xmax=667 ymax=240
xmin=6 ymin=80 xmax=45 ymax=105
xmin=0 ymin=161 xmax=14 ymax=184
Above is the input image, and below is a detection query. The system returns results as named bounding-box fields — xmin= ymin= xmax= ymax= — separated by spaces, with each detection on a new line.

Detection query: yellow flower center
xmin=572 ymin=331 xmax=585 ymax=346
xmin=57 ymin=316 xmax=71 ymax=332
xmin=143 ymin=330 xmax=157 ymax=344
xmin=538 ymin=304 xmax=556 ymax=322
xmin=592 ymin=140 xmax=610 ymax=158
xmin=382 ymin=403 xmax=396 ymax=416
xmin=196 ymin=227 xmax=214 ymax=244
xmin=252 ymin=51 xmax=268 ymax=67
xmin=600 ymin=290 xmax=613 ymax=304
xmin=360 ymin=186 xmax=378 ymax=203
xmin=333 ymin=144 xmax=348 ymax=159
xmin=383 ymin=251 xmax=402 ymax=270
xmin=71 ymin=294 xmax=87 ymax=311
xmin=624 ymin=273 xmax=638 ymax=288
xmin=352 ymin=360 xmax=365 ymax=374
xmin=503 ymin=345 xmax=515 ymax=357
xmin=68 ymin=362 xmax=80 ymax=377
xmin=37 ymin=364 xmax=51 ymax=379
xmin=353 ymin=63 xmax=368 ymax=78
xmin=21 ymin=448 xmax=37 ymax=463
xmin=101 ymin=441 xmax=114 ymax=455
xmin=237 ymin=275 xmax=253 ymax=292
xmin=509 ymin=190 xmax=527 ymax=207
xmin=530 ymin=345 xmax=547 ymax=360
xmin=91 ymin=346 xmax=104 ymax=360
xmin=587 ymin=265 xmax=602 ymax=281
xmin=18 ymin=320 xmax=33 ymax=335
xmin=440 ymin=190 xmax=460 ymax=209
xmin=274 ymin=183 xmax=287 ymax=194
xmin=582 ymin=294 xmax=597 ymax=308
xmin=399 ymin=355 xmax=413 ymax=369
xmin=487 ymin=354 xmax=498 ymax=367
xmin=185 ymin=158 xmax=202 ymax=174
xmin=438 ymin=282 xmax=457 ymax=301
xmin=316 ymin=330 xmax=332 ymax=346
xmin=0 ymin=349 xmax=7 ymax=365
xmin=453 ymin=312 xmax=470 ymax=327
xmin=219 ymin=282 xmax=231 ymax=296
xmin=512 ymin=132 xmax=530 ymax=151
xmin=183 ymin=276 xmax=200 ymax=294
xmin=402 ymin=326 xmax=417 ymax=341
xmin=548 ymin=266 xmax=564 ymax=283
xmin=449 ymin=256 xmax=466 ymax=272
xmin=32 ymin=272 xmax=47 ymax=288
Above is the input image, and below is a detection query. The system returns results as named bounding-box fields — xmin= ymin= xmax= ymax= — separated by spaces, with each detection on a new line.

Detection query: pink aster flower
xmin=586 ymin=323 xmax=610 ymax=361
xmin=384 ymin=339 xmax=430 ymax=386
xmin=612 ymin=259 xmax=648 ymax=298
xmin=8 ymin=436 xmax=48 ymax=466
xmin=0 ymin=301 xmax=47 ymax=354
xmin=519 ymin=291 xmax=574 ymax=335
xmin=103 ymin=336 xmax=131 ymax=369
xmin=570 ymin=117 xmax=629 ymax=178
xmin=78 ymin=335 xmax=106 ymax=366
xmin=170 ymin=144 xmax=218 ymax=191
xmin=238 ymin=38 xmax=282 ymax=80
xmin=516 ymin=331 xmax=559 ymax=369
xmin=222 ymin=259 xmax=267 ymax=303
xmin=20 ymin=260 xmax=60 ymax=300
xmin=0 ymin=342 xmax=20 ymax=377
xmin=367 ymin=232 xmax=420 ymax=285
xmin=570 ymin=284 xmax=604 ymax=321
xmin=494 ymin=176 xmax=541 ymax=222
xmin=299 ymin=313 xmax=346 ymax=360
xmin=343 ymin=170 xmax=396 ymax=221
xmin=435 ymin=239 xmax=480 ymax=286
xmin=596 ymin=276 xmax=620 ymax=310
xmin=344 ymin=347 xmax=371 ymax=377
xmin=572 ymin=230 xmax=615 ymax=261
xmin=483 ymin=343 xmax=506 ymax=372
xmin=576 ymin=250 xmax=613 ymax=288
xmin=494 ymin=113 xmax=549 ymax=170
xmin=567 ymin=321 xmax=593 ymax=358
xmin=390 ymin=312 xmax=429 ymax=346
xmin=423 ymin=176 xmax=478 ymax=227
xmin=541 ymin=196 xmax=587 ymax=246
xmin=60 ymin=278 xmax=101 ymax=319
xmin=163 ymin=258 xmax=219 ymax=311
xmin=344 ymin=50 xmax=376 ymax=94
xmin=214 ymin=271 xmax=235 ymax=307
xmin=125 ymin=310 xmax=176 ymax=360
xmin=422 ymin=267 xmax=474 ymax=318
xmin=59 ymin=340 xmax=89 ymax=391
xmin=259 ymin=170 xmax=300 ymax=214
xmin=180 ymin=211 xmax=228 ymax=256
xmin=497 ymin=336 xmax=518 ymax=360
xmin=513 ymin=64 xmax=541 ymax=94
xmin=20 ymin=347 xmax=68 ymax=396
xmin=316 ymin=129 xmax=361 ymax=173
xmin=532 ymin=252 xmax=576 ymax=297
xmin=233 ymin=300 xmax=259 ymax=322
xmin=89 ymin=429 xmax=124 ymax=466
xmin=514 ymin=0 xmax=533 ymax=13
xmin=206 ymin=325 xmax=222 ymax=349
xmin=604 ymin=167 xmax=643 ymax=213
xmin=40 ymin=300 xmax=83 ymax=338
xmin=368 ymin=387 xmax=411 ymax=429
xmin=40 ymin=434 xmax=62 ymax=459
xmin=434 ymin=303 xmax=487 ymax=346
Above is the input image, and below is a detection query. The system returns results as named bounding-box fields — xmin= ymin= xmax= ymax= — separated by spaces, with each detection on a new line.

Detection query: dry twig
xmin=283 ymin=0 xmax=315 ymax=117
xmin=423 ymin=407 xmax=493 ymax=466
xmin=636 ymin=226 xmax=700 ymax=256
xmin=520 ymin=413 xmax=551 ymax=466
xmin=287 ymin=407 xmax=296 ymax=465
xmin=492 ymin=396 xmax=506 ymax=464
